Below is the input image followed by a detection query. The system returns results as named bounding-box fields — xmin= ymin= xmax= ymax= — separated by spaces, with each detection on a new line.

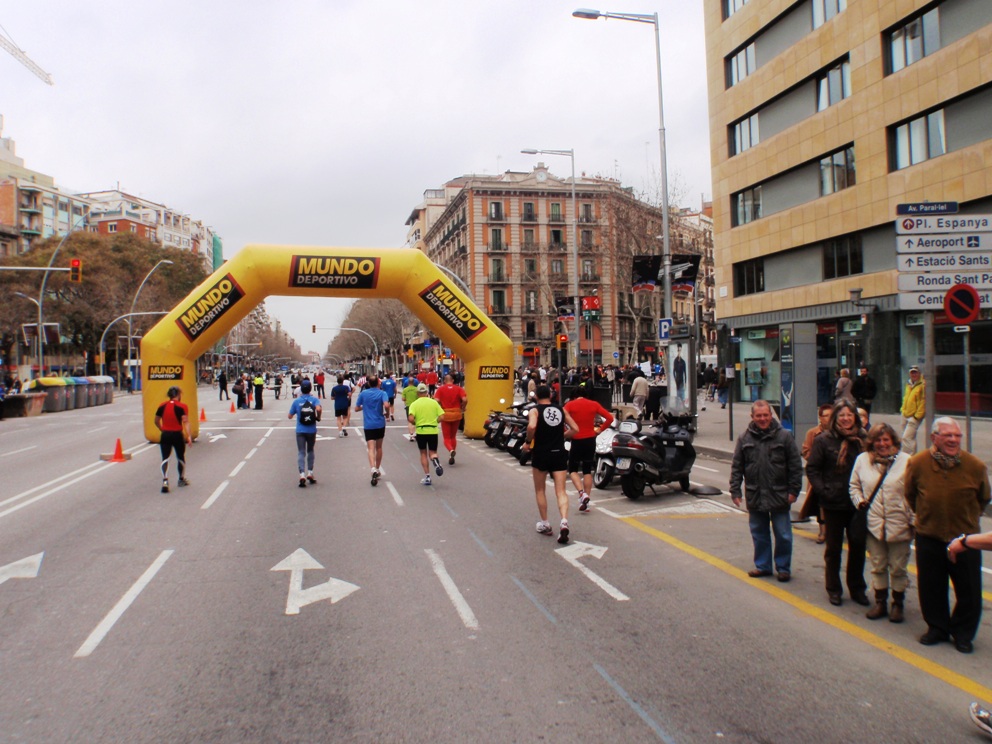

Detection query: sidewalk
xmin=691 ymin=399 xmax=992 ymax=464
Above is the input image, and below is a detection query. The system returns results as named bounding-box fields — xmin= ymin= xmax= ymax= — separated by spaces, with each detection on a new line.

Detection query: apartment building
xmin=706 ymin=0 xmax=992 ymax=413
xmin=414 ymin=166 xmax=714 ymax=369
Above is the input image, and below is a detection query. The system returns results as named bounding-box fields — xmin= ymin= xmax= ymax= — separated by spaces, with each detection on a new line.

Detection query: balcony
xmin=486 ymin=211 xmax=506 ymax=223
xmin=489 ymin=306 xmax=510 ymax=316
xmin=548 ymin=242 xmax=567 ymax=252
xmin=549 ymin=213 xmax=565 ymax=224
xmin=548 ymin=273 xmax=568 ymax=284
xmin=579 ymin=242 xmax=598 ymax=253
xmin=578 ymin=214 xmax=597 ymax=224
xmin=580 ymin=273 xmax=601 ymax=283
xmin=520 ymin=241 xmax=540 ymax=253
xmin=521 ymin=212 xmax=538 ymax=223
xmin=455 ymin=246 xmax=467 ymax=257
xmin=487 ymin=272 xmax=509 ymax=284
xmin=485 ymin=242 xmax=508 ymax=252
xmin=520 ymin=271 xmax=540 ymax=284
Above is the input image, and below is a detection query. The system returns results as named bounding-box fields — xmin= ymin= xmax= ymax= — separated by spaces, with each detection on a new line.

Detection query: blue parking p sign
xmin=658 ymin=318 xmax=673 ymax=340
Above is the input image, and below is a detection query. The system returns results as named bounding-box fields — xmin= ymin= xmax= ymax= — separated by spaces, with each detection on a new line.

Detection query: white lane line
xmin=256 ymin=437 xmax=267 ymax=447
xmin=0 ymin=463 xmax=113 ymax=520
xmin=693 ymin=464 xmax=719 ymax=473
xmin=264 ymin=426 xmax=275 ymax=438
xmin=201 ymin=480 xmax=230 ymax=510
xmin=425 ymin=549 xmax=479 ymax=630
xmin=244 ymin=447 xmax=258 ymax=460
xmin=1 ymin=445 xmax=37 ymax=458
xmin=386 ymin=481 xmax=404 ymax=507
xmin=229 ymin=461 xmax=246 ymax=478
xmin=88 ymin=426 xmax=107 ymax=435
xmin=74 ymin=549 xmax=174 ymax=658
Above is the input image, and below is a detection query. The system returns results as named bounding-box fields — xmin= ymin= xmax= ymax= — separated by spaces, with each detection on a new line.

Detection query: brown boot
xmin=866 ymin=589 xmax=888 ymax=620
xmin=890 ymin=591 xmax=905 ymax=623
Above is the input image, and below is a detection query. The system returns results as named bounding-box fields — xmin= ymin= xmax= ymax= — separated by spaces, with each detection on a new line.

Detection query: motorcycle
xmin=592 ymin=422 xmax=618 ymax=489
xmin=610 ymin=411 xmax=696 ymax=500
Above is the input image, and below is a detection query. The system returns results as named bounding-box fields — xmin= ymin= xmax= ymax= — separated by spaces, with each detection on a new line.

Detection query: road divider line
xmin=510 ymin=575 xmax=557 ymax=625
xmin=467 ymin=529 xmax=494 ymax=558
xmin=201 ymin=480 xmax=230 ymax=510
xmin=1 ymin=445 xmax=37 ymax=458
xmin=386 ymin=482 xmax=404 ymax=506
xmin=593 ymin=663 xmax=675 ymax=744
xmin=0 ymin=463 xmax=114 ymax=520
xmin=623 ymin=517 xmax=992 ymax=703
xmin=229 ymin=461 xmax=246 ymax=478
xmin=425 ymin=549 xmax=478 ymax=630
xmin=256 ymin=437 xmax=267 ymax=447
xmin=245 ymin=447 xmax=258 ymax=460
xmin=74 ymin=549 xmax=174 ymax=658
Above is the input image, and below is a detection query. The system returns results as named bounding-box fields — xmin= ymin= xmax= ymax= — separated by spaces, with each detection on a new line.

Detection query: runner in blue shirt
xmin=354 ymin=376 xmax=391 ymax=486
xmin=330 ymin=375 xmax=352 ymax=437
xmin=287 ymin=379 xmax=322 ymax=488
xmin=381 ymin=373 xmax=398 ymax=421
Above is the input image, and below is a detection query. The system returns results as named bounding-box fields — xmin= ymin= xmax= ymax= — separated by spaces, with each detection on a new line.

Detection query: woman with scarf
xmin=806 ymin=400 xmax=867 ymax=606
xmin=849 ymin=423 xmax=913 ymax=622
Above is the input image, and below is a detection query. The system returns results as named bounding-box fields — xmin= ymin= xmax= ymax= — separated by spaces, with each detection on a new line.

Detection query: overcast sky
xmin=1 ymin=1 xmax=710 ymax=357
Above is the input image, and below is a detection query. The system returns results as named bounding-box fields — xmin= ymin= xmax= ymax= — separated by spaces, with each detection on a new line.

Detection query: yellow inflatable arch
xmin=140 ymin=246 xmax=514 ymax=442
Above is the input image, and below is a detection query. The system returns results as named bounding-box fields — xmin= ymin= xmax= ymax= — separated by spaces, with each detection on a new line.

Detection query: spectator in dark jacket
xmin=851 ymin=365 xmax=878 ymax=420
xmin=730 ymin=400 xmax=803 ymax=582
xmin=806 ymin=400 xmax=868 ymax=607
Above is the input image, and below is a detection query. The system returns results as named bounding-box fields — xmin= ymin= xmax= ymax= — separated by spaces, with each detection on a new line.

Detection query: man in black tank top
xmin=522 ymin=384 xmax=578 ymax=544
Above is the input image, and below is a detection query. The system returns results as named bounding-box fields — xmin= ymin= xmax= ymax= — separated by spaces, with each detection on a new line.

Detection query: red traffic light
xmin=69 ymin=258 xmax=82 ymax=283
xmin=558 ymin=334 xmax=568 ymax=343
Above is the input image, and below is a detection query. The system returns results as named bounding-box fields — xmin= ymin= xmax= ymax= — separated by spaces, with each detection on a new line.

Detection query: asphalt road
xmin=2 ymin=392 xmax=992 ymax=743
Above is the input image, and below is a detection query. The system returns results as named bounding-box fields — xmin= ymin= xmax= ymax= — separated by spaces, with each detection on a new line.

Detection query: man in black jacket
xmin=851 ymin=364 xmax=878 ymax=420
xmin=730 ymin=400 xmax=803 ymax=582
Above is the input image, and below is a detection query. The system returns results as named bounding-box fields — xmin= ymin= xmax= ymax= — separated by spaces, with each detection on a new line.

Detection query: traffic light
xmin=312 ymin=324 xmax=316 ymax=333
xmin=69 ymin=258 xmax=82 ymax=283
xmin=556 ymin=333 xmax=568 ymax=350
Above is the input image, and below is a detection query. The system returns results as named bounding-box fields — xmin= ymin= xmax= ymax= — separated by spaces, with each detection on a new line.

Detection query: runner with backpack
xmin=287 ymin=378 xmax=322 ymax=488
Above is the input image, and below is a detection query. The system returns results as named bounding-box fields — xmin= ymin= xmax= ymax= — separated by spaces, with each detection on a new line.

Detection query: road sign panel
xmin=897 ymin=288 xmax=992 ymax=311
xmin=897 ymin=233 xmax=991 ymax=253
xmin=944 ymin=283 xmax=981 ymax=324
xmin=897 ymin=253 xmax=991 ymax=271
xmin=658 ymin=317 xmax=672 ymax=340
xmin=898 ymin=272 xmax=992 ymax=292
xmin=612 ymin=351 xmax=620 ymax=359
xmin=897 ymin=202 xmax=958 ymax=215
xmin=896 ymin=215 xmax=992 ymax=235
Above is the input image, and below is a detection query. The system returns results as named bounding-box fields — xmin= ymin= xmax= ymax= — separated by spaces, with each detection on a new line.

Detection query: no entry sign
xmin=943 ymin=283 xmax=981 ymax=325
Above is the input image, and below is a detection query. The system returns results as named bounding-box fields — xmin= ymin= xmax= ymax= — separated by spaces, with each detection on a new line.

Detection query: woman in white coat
xmin=850 ymin=423 xmax=914 ymax=622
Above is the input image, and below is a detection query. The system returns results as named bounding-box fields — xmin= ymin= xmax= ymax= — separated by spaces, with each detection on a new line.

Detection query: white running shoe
xmin=971 ymin=703 xmax=992 ymax=736
xmin=536 ymin=521 xmax=553 ymax=536
xmin=558 ymin=519 xmax=570 ymax=544
xmin=421 ymin=475 xmax=432 ymax=486
xmin=578 ymin=491 xmax=590 ymax=512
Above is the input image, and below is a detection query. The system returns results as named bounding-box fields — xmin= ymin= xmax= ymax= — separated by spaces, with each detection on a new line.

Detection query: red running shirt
xmin=563 ymin=397 xmax=614 ymax=440
xmin=155 ymin=400 xmax=189 ymax=432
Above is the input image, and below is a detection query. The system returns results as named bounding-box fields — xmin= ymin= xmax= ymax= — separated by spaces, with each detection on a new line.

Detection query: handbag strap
xmin=865 ymin=463 xmax=891 ymax=507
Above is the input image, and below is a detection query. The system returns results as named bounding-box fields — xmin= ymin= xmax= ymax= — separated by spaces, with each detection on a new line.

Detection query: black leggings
xmin=160 ymin=431 xmax=187 ymax=480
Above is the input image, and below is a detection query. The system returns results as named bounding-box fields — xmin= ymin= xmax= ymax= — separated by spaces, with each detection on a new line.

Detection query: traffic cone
xmin=100 ymin=438 xmax=132 ymax=462
xmin=200 ymin=407 xmax=207 ymax=422
xmin=230 ymin=402 xmax=236 ymax=413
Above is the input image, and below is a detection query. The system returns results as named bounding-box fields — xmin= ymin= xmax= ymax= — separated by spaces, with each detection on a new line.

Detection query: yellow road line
xmin=793 ymin=529 xmax=992 ymax=603
xmin=622 ymin=516 xmax=992 ymax=702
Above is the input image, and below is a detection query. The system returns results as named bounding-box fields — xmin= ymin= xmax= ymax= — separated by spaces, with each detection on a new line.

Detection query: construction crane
xmin=0 ymin=26 xmax=53 ymax=85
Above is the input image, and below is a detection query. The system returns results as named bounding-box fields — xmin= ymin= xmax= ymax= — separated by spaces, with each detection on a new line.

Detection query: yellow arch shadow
xmin=140 ymin=246 xmax=514 ymax=442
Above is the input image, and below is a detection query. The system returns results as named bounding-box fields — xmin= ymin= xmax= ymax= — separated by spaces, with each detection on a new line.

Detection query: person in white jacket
xmin=849 ymin=423 xmax=914 ymax=622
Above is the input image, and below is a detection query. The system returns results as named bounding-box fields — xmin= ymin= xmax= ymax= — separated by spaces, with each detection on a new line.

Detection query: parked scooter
xmin=610 ymin=411 xmax=696 ymax=499
xmin=592 ymin=422 xmax=619 ymax=489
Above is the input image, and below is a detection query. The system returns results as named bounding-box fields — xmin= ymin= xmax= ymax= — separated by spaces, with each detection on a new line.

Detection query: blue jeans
xmin=748 ymin=509 xmax=793 ymax=573
xmin=296 ymin=432 xmax=316 ymax=474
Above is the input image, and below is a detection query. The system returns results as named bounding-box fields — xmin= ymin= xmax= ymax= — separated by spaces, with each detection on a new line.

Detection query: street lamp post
xmin=318 ymin=327 xmax=379 ymax=371
xmin=521 ymin=148 xmax=580 ymax=372
xmin=13 ymin=291 xmax=41 ymax=374
xmin=573 ymin=7 xmax=672 ymax=333
xmin=37 ymin=213 xmax=89 ymax=376
xmin=127 ymin=259 xmax=174 ymax=391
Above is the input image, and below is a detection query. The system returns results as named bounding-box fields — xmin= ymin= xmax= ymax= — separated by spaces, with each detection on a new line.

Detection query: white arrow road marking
xmin=209 ymin=434 xmax=227 ymax=443
xmin=270 ymin=549 xmax=360 ymax=616
xmin=555 ymin=541 xmax=630 ymax=601
xmin=0 ymin=552 xmax=43 ymax=586
xmin=425 ymin=549 xmax=478 ymax=629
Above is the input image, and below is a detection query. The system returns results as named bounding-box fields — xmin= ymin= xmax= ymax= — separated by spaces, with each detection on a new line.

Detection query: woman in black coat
xmin=806 ymin=400 xmax=868 ymax=607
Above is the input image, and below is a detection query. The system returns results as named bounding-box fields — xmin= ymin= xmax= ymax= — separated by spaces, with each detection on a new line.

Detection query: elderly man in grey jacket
xmin=730 ymin=400 xmax=803 ymax=582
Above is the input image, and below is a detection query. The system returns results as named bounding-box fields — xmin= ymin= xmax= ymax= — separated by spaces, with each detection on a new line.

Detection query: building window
xmin=108 ymin=223 xmax=117 ymax=233
xmin=551 ymin=258 xmax=564 ymax=275
xmin=819 ymin=146 xmax=856 ymax=196
xmin=550 ymin=203 xmax=562 ymax=221
xmin=525 ymin=290 xmax=538 ymax=312
xmin=550 ymin=229 xmax=564 ymax=247
xmin=581 ymin=230 xmax=593 ymax=247
xmin=731 ymin=185 xmax=762 ymax=226
xmin=130 ymin=225 xmax=137 ymax=233
xmin=524 ymin=258 xmax=537 ymax=275
xmin=523 ymin=202 xmax=536 ymax=221
xmin=489 ymin=201 xmax=504 ymax=220
xmin=734 ymin=258 xmax=764 ymax=296
xmin=891 ymin=109 xmax=946 ymax=170
xmin=582 ymin=258 xmax=596 ymax=278
xmin=525 ymin=321 xmax=537 ymax=339
xmin=816 ymin=58 xmax=850 ymax=111
xmin=724 ymin=0 xmax=749 ymax=21
xmin=490 ymin=228 xmax=503 ymax=249
xmin=580 ymin=203 xmax=594 ymax=222
xmin=726 ymin=42 xmax=756 ymax=87
xmin=490 ymin=257 xmax=505 ymax=281
xmin=729 ymin=112 xmax=760 ymax=155
xmin=523 ymin=228 xmax=535 ymax=248
xmin=491 ymin=289 xmax=506 ymax=314
xmin=812 ymin=0 xmax=846 ymax=29
xmin=888 ymin=7 xmax=939 ymax=74
xmin=823 ymin=235 xmax=863 ymax=279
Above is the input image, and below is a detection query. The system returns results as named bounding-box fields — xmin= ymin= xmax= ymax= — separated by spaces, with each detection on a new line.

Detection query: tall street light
xmin=37 ymin=213 xmax=88 ymax=376
xmin=127 ymin=259 xmax=174 ymax=391
xmin=13 ymin=291 xmax=41 ymax=374
xmin=521 ymin=147 xmax=580 ymax=371
xmin=573 ymin=8 xmax=672 ymax=325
